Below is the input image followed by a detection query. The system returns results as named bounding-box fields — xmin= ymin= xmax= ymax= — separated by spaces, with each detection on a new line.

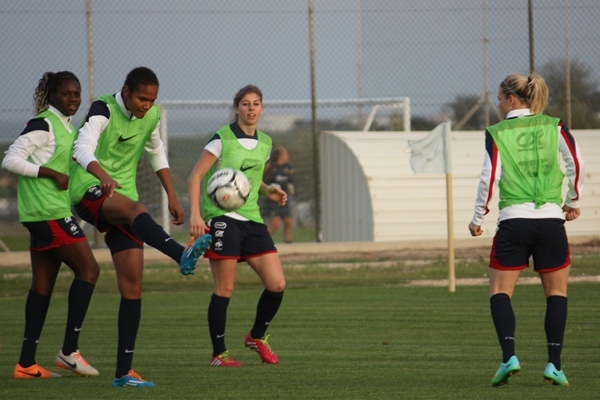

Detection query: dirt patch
xmin=279 ymin=240 xmax=600 ymax=264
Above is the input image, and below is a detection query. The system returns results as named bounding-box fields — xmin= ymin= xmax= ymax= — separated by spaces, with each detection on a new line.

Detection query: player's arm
xmin=2 ymin=119 xmax=69 ymax=190
xmin=259 ymin=181 xmax=288 ymax=206
xmin=557 ymin=121 xmax=584 ymax=221
xmin=73 ymin=101 xmax=120 ymax=196
xmin=187 ymin=149 xmax=218 ymax=237
xmin=144 ymin=121 xmax=184 ymax=224
xmin=469 ymin=131 xmax=500 ymax=236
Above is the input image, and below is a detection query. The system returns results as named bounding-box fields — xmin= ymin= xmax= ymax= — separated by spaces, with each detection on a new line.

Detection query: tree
xmin=443 ymin=94 xmax=501 ymax=131
xmin=539 ymin=58 xmax=600 ymax=129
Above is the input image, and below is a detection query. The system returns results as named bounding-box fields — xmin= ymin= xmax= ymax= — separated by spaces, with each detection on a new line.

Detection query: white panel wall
xmin=321 ymin=130 xmax=598 ymax=243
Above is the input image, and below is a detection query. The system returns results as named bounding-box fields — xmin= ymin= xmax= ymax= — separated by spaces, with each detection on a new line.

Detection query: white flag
xmin=408 ymin=122 xmax=451 ymax=174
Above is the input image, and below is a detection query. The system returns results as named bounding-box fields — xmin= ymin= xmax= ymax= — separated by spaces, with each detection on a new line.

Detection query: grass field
xmin=1 ymin=259 xmax=599 ymax=399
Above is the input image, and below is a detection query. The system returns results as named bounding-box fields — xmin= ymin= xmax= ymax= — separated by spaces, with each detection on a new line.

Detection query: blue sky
xmin=1 ymin=0 xmax=598 ymax=136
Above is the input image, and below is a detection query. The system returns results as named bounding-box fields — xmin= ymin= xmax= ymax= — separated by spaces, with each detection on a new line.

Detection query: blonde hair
xmin=499 ymin=73 xmax=548 ymax=114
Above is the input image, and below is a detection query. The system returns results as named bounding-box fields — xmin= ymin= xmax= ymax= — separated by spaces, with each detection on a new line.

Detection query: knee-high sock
xmin=131 ymin=213 xmax=183 ymax=262
xmin=545 ymin=295 xmax=568 ymax=370
xmin=208 ymin=294 xmax=230 ymax=356
xmin=490 ymin=293 xmax=516 ymax=363
xmin=116 ymin=298 xmax=141 ymax=378
xmin=62 ymin=279 xmax=95 ymax=355
xmin=250 ymin=290 xmax=284 ymax=339
xmin=19 ymin=289 xmax=51 ymax=367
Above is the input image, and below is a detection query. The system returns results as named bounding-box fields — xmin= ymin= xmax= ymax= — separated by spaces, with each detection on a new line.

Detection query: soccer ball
xmin=207 ymin=168 xmax=251 ymax=211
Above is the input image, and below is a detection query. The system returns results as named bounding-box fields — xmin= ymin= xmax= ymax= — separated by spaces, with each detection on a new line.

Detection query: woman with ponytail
xmin=2 ymin=71 xmax=100 ymax=379
xmin=468 ymin=73 xmax=584 ymax=387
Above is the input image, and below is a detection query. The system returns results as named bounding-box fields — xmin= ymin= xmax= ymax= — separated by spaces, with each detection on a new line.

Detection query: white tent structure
xmin=320 ymin=130 xmax=599 ymax=244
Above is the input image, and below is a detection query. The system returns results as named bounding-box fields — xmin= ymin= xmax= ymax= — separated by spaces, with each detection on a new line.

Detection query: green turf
xmin=0 ymin=267 xmax=598 ymax=399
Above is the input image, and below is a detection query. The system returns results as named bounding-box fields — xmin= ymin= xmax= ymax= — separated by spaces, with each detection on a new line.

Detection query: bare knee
xmin=266 ymin=279 xmax=286 ymax=293
xmin=214 ymin=284 xmax=235 ymax=298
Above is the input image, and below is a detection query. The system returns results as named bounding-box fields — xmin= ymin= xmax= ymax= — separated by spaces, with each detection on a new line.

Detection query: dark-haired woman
xmin=3 ymin=71 xmax=100 ymax=379
xmin=69 ymin=67 xmax=211 ymax=387
xmin=468 ymin=73 xmax=584 ymax=387
xmin=188 ymin=85 xmax=287 ymax=367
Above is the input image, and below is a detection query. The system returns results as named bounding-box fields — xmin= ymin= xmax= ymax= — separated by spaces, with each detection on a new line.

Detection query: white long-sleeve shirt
xmin=2 ymin=106 xmax=74 ymax=177
xmin=471 ymin=109 xmax=584 ymax=226
xmin=72 ymin=91 xmax=169 ymax=173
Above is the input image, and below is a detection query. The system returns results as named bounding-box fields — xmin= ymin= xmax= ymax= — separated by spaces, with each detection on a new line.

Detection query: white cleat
xmin=55 ymin=350 xmax=99 ymax=377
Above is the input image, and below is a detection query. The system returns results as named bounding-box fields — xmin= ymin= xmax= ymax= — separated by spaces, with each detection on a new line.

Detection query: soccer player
xmin=3 ymin=71 xmax=100 ymax=379
xmin=187 ymin=84 xmax=287 ymax=367
xmin=69 ymin=67 xmax=211 ymax=387
xmin=468 ymin=73 xmax=584 ymax=387
xmin=261 ymin=146 xmax=295 ymax=243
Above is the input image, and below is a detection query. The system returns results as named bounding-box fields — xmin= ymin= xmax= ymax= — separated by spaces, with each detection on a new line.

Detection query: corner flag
xmin=408 ymin=122 xmax=452 ymax=174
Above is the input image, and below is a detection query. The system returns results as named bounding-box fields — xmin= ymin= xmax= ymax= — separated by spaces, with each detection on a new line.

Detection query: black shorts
xmin=23 ymin=217 xmax=86 ymax=251
xmin=73 ymin=185 xmax=143 ymax=254
xmin=490 ymin=218 xmax=570 ymax=272
xmin=261 ymin=200 xmax=292 ymax=219
xmin=205 ymin=215 xmax=277 ymax=261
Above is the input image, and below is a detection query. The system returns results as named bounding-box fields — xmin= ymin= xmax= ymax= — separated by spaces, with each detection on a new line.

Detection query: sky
xmin=1 ymin=0 xmax=598 ymax=137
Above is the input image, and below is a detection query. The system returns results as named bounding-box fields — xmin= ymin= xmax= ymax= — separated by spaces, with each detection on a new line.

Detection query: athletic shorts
xmin=261 ymin=199 xmax=292 ymax=219
xmin=73 ymin=185 xmax=143 ymax=254
xmin=489 ymin=218 xmax=570 ymax=272
xmin=23 ymin=217 xmax=86 ymax=251
xmin=205 ymin=215 xmax=277 ymax=261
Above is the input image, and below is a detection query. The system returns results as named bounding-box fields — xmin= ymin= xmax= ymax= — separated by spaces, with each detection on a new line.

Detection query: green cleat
xmin=491 ymin=355 xmax=521 ymax=387
xmin=543 ymin=363 xmax=569 ymax=386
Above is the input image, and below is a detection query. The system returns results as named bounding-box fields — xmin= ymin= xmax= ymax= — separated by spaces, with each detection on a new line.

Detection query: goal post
xmin=156 ymin=97 xmax=410 ymax=234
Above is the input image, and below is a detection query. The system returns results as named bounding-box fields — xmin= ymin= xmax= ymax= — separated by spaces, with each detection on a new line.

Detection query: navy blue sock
xmin=208 ymin=294 xmax=230 ymax=356
xmin=116 ymin=298 xmax=141 ymax=378
xmin=251 ymin=290 xmax=284 ymax=339
xmin=62 ymin=279 xmax=95 ymax=355
xmin=19 ymin=289 xmax=51 ymax=367
xmin=131 ymin=213 xmax=183 ymax=262
xmin=490 ymin=293 xmax=516 ymax=363
xmin=545 ymin=295 xmax=568 ymax=370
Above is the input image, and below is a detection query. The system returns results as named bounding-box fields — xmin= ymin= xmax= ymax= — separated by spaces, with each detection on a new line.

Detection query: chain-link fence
xmin=1 ymin=0 xmax=598 ymax=250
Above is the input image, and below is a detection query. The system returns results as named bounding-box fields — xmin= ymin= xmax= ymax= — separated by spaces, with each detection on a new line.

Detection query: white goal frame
xmin=157 ymin=97 xmax=410 ymax=232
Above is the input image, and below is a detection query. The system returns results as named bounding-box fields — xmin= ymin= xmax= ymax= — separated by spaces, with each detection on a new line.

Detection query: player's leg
xmin=539 ymin=267 xmax=570 ymax=385
xmin=208 ymin=258 xmax=240 ymax=367
xmin=205 ymin=216 xmax=241 ymax=366
xmin=53 ymin=234 xmax=100 ymax=376
xmin=267 ymin=216 xmax=281 ymax=234
xmin=283 ymin=215 xmax=293 ymax=243
xmin=243 ymin=223 xmax=285 ymax=364
xmin=102 ymin=191 xmax=210 ymax=273
xmin=14 ymin=249 xmax=62 ymax=378
xmin=534 ymin=219 xmax=570 ymax=385
xmin=76 ymin=186 xmax=209 ymax=274
xmin=106 ymin=228 xmax=155 ymax=387
xmin=488 ymin=219 xmax=531 ymax=386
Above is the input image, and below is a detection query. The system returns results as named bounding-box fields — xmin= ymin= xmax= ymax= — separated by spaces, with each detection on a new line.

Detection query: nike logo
xmin=216 ymin=334 xmax=225 ymax=338
xmin=58 ymin=356 xmax=77 ymax=369
xmin=124 ymin=349 xmax=134 ymax=353
xmin=118 ymin=135 xmax=136 ymax=142
xmin=19 ymin=370 xmax=42 ymax=377
xmin=165 ymin=237 xmax=172 ymax=242
xmin=74 ymin=327 xmax=82 ymax=332
xmin=240 ymin=165 xmax=253 ymax=172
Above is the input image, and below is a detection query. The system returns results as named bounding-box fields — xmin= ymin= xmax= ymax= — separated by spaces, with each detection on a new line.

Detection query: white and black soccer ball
xmin=207 ymin=168 xmax=251 ymax=211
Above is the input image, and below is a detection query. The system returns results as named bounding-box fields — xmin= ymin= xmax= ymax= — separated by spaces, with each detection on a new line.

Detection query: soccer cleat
xmin=179 ymin=234 xmax=212 ymax=275
xmin=14 ymin=363 xmax=61 ymax=379
xmin=112 ymin=370 xmax=155 ymax=388
xmin=55 ymin=350 xmax=99 ymax=376
xmin=543 ymin=362 xmax=570 ymax=386
xmin=491 ymin=355 xmax=521 ymax=386
xmin=245 ymin=333 xmax=279 ymax=364
xmin=210 ymin=351 xmax=241 ymax=367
